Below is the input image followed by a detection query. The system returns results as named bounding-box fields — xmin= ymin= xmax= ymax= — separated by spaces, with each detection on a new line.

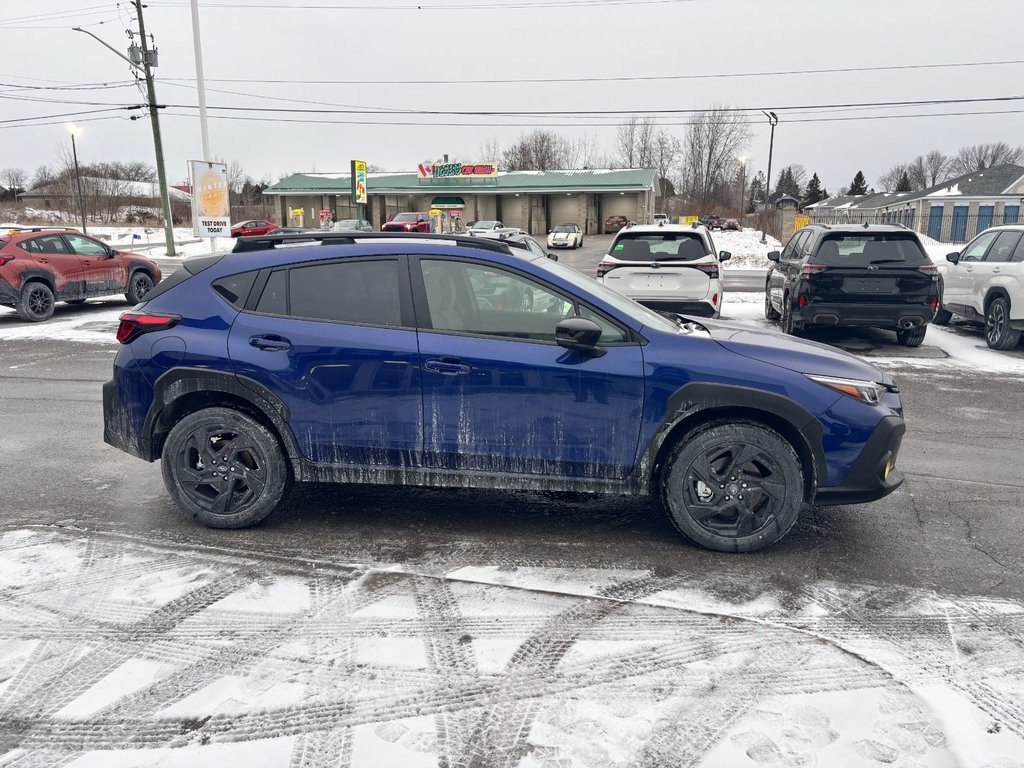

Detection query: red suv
xmin=382 ymin=212 xmax=433 ymax=233
xmin=0 ymin=230 xmax=161 ymax=322
xmin=230 ymin=220 xmax=280 ymax=237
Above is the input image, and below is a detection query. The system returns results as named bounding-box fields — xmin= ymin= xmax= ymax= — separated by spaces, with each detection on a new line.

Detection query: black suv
xmin=765 ymin=224 xmax=939 ymax=347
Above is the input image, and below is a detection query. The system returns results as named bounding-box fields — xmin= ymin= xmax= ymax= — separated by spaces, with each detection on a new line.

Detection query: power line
xmin=149 ymin=0 xmax=694 ymax=10
xmin=160 ymin=58 xmax=1024 ymax=87
xmin=0 ymin=115 xmax=129 ymax=131
xmin=0 ymin=106 xmax=140 ymax=125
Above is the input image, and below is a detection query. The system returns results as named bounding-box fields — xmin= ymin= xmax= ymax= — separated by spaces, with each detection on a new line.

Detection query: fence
xmin=808 ymin=208 xmax=1021 ymax=244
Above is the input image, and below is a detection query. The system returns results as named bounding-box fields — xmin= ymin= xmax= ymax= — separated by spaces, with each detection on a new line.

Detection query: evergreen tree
xmin=802 ymin=172 xmax=826 ymax=206
xmin=748 ymin=172 xmax=765 ymax=213
xmin=895 ymin=171 xmax=912 ymax=193
xmin=848 ymin=170 xmax=868 ymax=196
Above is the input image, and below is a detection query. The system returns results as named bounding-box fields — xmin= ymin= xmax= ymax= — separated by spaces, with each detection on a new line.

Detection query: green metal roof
xmin=264 ymin=168 xmax=657 ymax=196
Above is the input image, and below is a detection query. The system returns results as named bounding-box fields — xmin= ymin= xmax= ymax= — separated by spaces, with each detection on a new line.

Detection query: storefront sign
xmin=189 ymin=160 xmax=230 ymax=238
xmin=417 ymin=162 xmax=498 ymax=179
xmin=351 ymin=160 xmax=367 ymax=205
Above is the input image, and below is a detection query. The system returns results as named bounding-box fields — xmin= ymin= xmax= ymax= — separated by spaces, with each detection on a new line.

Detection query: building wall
xmin=549 ymin=194 xmax=586 ymax=231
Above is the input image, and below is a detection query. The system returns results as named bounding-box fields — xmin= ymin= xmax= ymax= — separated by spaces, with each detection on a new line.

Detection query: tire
xmin=161 ymin=407 xmax=291 ymax=529
xmin=125 ymin=271 xmax=154 ymax=305
xmin=985 ymin=296 xmax=1022 ymax=350
xmin=16 ymin=281 xmax=55 ymax=322
xmin=660 ymin=421 xmax=804 ymax=553
xmin=764 ymin=286 xmax=780 ymax=320
xmin=932 ymin=306 xmax=952 ymax=326
xmin=780 ymin=291 xmax=801 ymax=336
xmin=66 ymin=298 xmax=88 ymax=305
xmin=896 ymin=325 xmax=927 ymax=347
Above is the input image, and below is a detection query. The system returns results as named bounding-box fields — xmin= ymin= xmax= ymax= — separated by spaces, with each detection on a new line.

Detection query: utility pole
xmin=134 ymin=0 xmax=176 ymax=256
xmin=760 ymin=111 xmax=778 ymax=244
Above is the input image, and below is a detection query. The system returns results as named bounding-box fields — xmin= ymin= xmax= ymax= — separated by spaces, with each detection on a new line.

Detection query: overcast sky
xmin=4 ymin=0 xmax=1024 ymax=193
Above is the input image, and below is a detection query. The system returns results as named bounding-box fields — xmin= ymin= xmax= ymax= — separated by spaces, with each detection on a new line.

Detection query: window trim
xmin=409 ymin=254 xmax=638 ymax=347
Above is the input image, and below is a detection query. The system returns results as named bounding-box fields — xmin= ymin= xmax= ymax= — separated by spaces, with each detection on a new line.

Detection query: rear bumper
xmin=797 ymin=301 xmax=935 ymax=329
xmin=0 ymin=276 xmax=16 ymax=304
xmin=636 ymin=299 xmax=718 ymax=317
xmin=102 ymin=378 xmax=150 ymax=460
xmin=815 ymin=415 xmax=905 ymax=505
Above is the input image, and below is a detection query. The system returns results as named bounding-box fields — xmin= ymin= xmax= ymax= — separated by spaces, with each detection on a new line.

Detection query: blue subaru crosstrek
xmin=103 ymin=232 xmax=906 ymax=553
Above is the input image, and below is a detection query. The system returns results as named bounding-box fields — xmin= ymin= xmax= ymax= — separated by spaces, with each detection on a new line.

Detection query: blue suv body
xmin=103 ymin=232 xmax=906 ymax=552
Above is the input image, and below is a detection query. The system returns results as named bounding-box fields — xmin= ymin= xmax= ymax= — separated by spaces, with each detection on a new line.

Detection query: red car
xmin=230 ymin=220 xmax=280 ymax=237
xmin=722 ymin=218 xmax=741 ymax=231
xmin=0 ymin=229 xmax=161 ymax=322
xmin=382 ymin=212 xmax=433 ymax=233
xmin=604 ymin=215 xmax=629 ymax=234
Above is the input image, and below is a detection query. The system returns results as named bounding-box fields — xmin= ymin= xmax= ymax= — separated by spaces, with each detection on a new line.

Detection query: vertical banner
xmin=189 ymin=160 xmax=230 ymax=237
xmin=352 ymin=160 xmax=367 ymax=205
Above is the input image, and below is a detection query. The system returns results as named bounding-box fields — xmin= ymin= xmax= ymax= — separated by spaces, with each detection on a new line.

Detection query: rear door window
xmin=612 ymin=233 xmax=708 ymax=262
xmin=19 ymin=235 xmax=71 ymax=254
xmin=812 ymin=234 xmax=929 ymax=266
xmin=1012 ymin=235 xmax=1024 ymax=263
xmin=255 ymin=269 xmax=288 ymax=315
xmin=289 ymin=259 xmax=402 ymax=327
xmin=982 ymin=231 xmax=1022 ymax=263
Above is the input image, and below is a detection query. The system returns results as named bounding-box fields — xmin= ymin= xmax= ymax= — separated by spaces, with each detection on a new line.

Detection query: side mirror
xmin=946 ymin=252 xmax=961 ymax=265
xmin=555 ymin=316 xmax=604 ymax=355
xmin=547 ymin=252 xmax=558 ymax=261
xmin=718 ymin=250 xmax=731 ymax=262
xmin=767 ymin=250 xmax=781 ymax=262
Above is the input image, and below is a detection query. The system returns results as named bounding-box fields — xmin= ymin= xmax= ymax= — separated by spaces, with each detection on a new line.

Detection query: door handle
xmin=424 ymin=358 xmax=471 ymax=375
xmin=993 ymin=267 xmax=1001 ymax=273
xmin=249 ymin=334 xmax=292 ymax=351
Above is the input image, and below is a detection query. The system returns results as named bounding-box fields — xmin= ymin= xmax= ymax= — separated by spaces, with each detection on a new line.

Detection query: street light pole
xmin=68 ymin=127 xmax=87 ymax=234
xmin=737 ymin=155 xmax=747 ymax=222
xmin=760 ymin=111 xmax=778 ymax=244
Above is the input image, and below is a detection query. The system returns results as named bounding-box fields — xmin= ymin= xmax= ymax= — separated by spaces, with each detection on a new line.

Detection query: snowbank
xmin=714 ymin=228 xmax=781 ymax=269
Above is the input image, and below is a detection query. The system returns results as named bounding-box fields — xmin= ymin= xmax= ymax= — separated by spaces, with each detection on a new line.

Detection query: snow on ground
xmin=2 ymin=526 xmax=1023 ymax=766
xmin=0 ymin=306 xmax=123 ymax=344
xmin=715 ymin=228 xmax=781 ymax=269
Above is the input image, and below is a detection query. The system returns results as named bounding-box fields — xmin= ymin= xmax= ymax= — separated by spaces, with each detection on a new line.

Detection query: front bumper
xmin=815 ymin=414 xmax=905 ymax=505
xmin=797 ymin=301 xmax=935 ymax=329
xmin=548 ymin=240 xmax=573 ymax=248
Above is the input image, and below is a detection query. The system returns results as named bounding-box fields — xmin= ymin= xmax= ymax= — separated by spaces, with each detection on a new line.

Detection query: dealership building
xmin=262 ymin=165 xmax=658 ymax=235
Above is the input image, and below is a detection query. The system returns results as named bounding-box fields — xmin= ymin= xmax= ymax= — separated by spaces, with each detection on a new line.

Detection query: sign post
xmin=351 ymin=160 xmax=367 ymax=224
xmin=189 ymin=160 xmax=230 ymax=240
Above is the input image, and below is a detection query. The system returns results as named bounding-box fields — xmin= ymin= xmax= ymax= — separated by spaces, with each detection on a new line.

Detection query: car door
xmin=769 ymin=231 xmax=807 ymax=311
xmin=17 ymin=234 xmax=85 ymax=299
xmin=944 ymin=230 xmax=998 ymax=311
xmin=63 ymin=234 xmax=126 ymax=296
xmin=227 ymin=256 xmax=423 ymax=466
xmin=971 ymin=230 xmax=1023 ymax=308
xmin=412 ymin=256 xmax=645 ymax=480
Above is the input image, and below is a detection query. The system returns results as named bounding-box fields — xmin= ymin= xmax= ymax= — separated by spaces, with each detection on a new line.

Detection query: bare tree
xmin=652 ymin=129 xmax=681 ymax=197
xmin=878 ymin=163 xmax=911 ymax=192
xmin=948 ymin=142 xmax=1024 ymax=176
xmin=614 ymin=115 xmax=657 ymax=168
xmin=501 ymin=130 xmax=567 ymax=170
xmin=31 ymin=165 xmax=56 ymax=189
xmin=1 ymin=168 xmax=27 ymax=202
xmin=681 ymin=105 xmax=752 ymax=207
xmin=478 ymin=137 xmax=502 ymax=161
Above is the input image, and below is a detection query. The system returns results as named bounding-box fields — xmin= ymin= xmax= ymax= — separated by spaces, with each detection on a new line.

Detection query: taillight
xmin=930 ymin=297 xmax=939 ymax=311
xmin=799 ymin=295 xmax=808 ymax=309
xmin=116 ymin=312 xmax=180 ymax=344
xmin=918 ymin=264 xmax=939 ymax=281
xmin=597 ymin=260 xmax=616 ymax=278
xmin=800 ymin=264 xmax=827 ymax=279
xmin=694 ymin=263 xmax=719 ymax=279
xmin=711 ymin=293 xmax=719 ymax=306
xmin=0 ymin=254 xmax=13 ymax=267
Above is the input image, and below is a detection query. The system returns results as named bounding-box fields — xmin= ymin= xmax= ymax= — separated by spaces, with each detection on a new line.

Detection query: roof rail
xmin=231 ymin=231 xmax=514 ymax=254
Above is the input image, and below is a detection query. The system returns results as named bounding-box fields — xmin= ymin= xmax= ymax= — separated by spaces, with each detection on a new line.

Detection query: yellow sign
xmin=189 ymin=160 xmax=230 ymax=238
xmin=428 ymin=209 xmax=442 ymax=216
xmin=682 ymin=215 xmax=699 ymax=224
xmin=290 ymin=208 xmax=305 ymax=216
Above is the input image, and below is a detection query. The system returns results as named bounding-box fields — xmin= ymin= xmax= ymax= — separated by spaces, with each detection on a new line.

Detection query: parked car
xmin=468 ymin=220 xmax=503 ymax=235
xmin=475 ymin=229 xmax=557 ymax=260
xmin=653 ymin=213 xmax=670 ymax=225
xmin=597 ymin=224 xmax=730 ymax=318
xmin=333 ymin=219 xmax=374 ymax=232
xmin=230 ymin=220 xmax=280 ymax=238
xmin=765 ymin=224 xmax=939 ymax=347
xmin=699 ymin=214 xmax=724 ymax=230
xmin=383 ymin=213 xmax=433 ymax=233
xmin=102 ymin=230 xmax=907 ymax=553
xmin=934 ymin=224 xmax=1024 ymax=349
xmin=547 ymin=223 xmax=583 ymax=249
xmin=604 ymin=215 xmax=629 ymax=234
xmin=0 ymin=229 xmax=161 ymax=322
xmin=722 ymin=218 xmax=741 ymax=231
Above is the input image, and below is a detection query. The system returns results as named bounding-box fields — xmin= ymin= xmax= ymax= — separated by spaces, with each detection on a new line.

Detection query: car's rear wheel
xmin=17 ymin=281 xmax=55 ymax=322
xmin=125 ymin=271 xmax=154 ymax=305
xmin=161 ymin=407 xmax=291 ymax=529
xmin=985 ymin=296 xmax=1022 ymax=350
xmin=896 ymin=325 xmax=927 ymax=347
xmin=661 ymin=421 xmax=803 ymax=553
xmin=764 ymin=287 xmax=780 ymax=320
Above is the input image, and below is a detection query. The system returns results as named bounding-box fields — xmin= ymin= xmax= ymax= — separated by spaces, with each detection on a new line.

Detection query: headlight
xmin=806 ymin=375 xmax=889 ymax=405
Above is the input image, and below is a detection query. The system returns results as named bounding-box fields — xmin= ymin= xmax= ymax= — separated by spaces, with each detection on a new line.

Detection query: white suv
xmin=935 ymin=225 xmax=1024 ymax=349
xmin=596 ymin=223 xmax=730 ymax=317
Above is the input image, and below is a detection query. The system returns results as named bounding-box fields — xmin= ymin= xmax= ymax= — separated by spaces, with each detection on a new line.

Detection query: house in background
xmin=805 ymin=164 xmax=1024 ymax=243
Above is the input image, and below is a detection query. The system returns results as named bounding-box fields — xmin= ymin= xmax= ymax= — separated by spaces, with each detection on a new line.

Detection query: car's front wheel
xmin=985 ymin=296 xmax=1022 ymax=350
xmin=660 ymin=421 xmax=804 ymax=553
xmin=161 ymin=407 xmax=291 ymax=529
xmin=780 ymin=292 xmax=801 ymax=335
xmin=125 ymin=271 xmax=154 ymax=305
xmin=764 ymin=287 xmax=780 ymax=320
xmin=17 ymin=281 xmax=55 ymax=322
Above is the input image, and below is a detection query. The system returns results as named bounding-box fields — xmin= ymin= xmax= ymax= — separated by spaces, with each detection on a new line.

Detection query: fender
xmin=630 ymin=382 xmax=827 ymax=496
xmin=14 ymin=266 xmax=56 ymax=291
xmin=142 ymin=367 xmax=303 ymax=471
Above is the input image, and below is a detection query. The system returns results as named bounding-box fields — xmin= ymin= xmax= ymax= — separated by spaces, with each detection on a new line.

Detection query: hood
xmin=697 ymin=317 xmax=894 ymax=385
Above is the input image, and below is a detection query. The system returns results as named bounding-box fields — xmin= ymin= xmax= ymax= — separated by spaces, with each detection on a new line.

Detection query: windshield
xmin=611 ymin=232 xmax=709 ymax=262
xmin=535 ymin=257 xmax=681 ymax=335
xmin=814 ymin=234 xmax=929 ymax=266
xmin=391 ymin=213 xmax=418 ymax=222
xmin=472 ymin=220 xmax=498 ymax=229
xmin=553 ymin=224 xmax=575 ymax=233
xmin=335 ymin=219 xmax=358 ymax=228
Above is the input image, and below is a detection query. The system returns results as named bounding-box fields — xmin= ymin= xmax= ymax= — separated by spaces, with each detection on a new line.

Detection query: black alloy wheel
xmin=17 ymin=282 xmax=55 ymax=322
xmin=162 ymin=408 xmax=290 ymax=528
xmin=896 ymin=325 xmax=927 ymax=347
xmin=661 ymin=422 xmax=803 ymax=553
xmin=764 ymin=286 xmax=780 ymax=320
xmin=780 ymin=292 xmax=801 ymax=336
xmin=985 ymin=296 xmax=1022 ymax=350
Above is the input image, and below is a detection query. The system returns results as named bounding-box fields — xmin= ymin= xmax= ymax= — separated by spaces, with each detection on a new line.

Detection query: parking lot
xmin=2 ymin=243 xmax=1024 ymax=766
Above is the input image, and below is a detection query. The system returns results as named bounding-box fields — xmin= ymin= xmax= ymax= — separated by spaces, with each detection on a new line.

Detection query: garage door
xmin=549 ymin=195 xmax=582 ymax=230
xmin=601 ymin=193 xmax=639 ymax=224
